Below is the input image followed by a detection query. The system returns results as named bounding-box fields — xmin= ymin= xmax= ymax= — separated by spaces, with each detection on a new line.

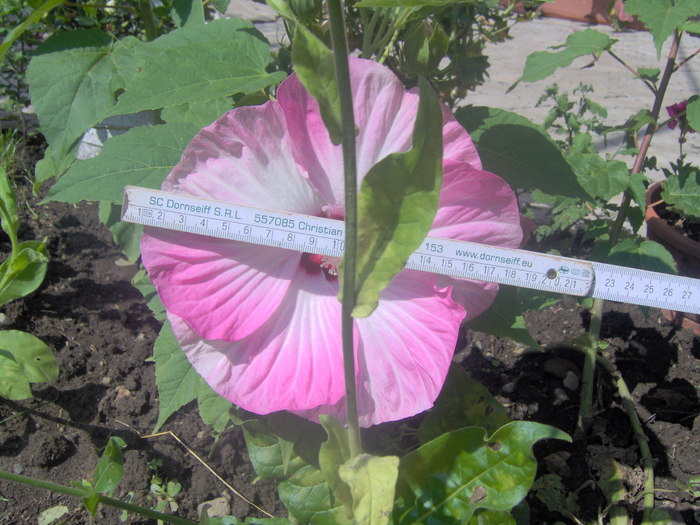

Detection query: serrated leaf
xmin=685 ymin=95 xmax=699 ymax=132
xmin=466 ymin=287 xmax=538 ymax=347
xmin=152 ymin=321 xmax=202 ymax=431
xmin=593 ymin=238 xmax=677 ymax=275
xmin=517 ymin=30 xmax=614 ymax=84
xmin=319 ymin=416 xmax=353 ymax=510
xmin=111 ymin=19 xmax=285 ymax=115
xmin=567 ymin=153 xmax=629 ymax=201
xmin=291 ymin=25 xmax=342 ymax=145
xmin=339 ymin=454 xmax=399 ymax=525
xmin=27 ymin=29 xmax=119 ymax=158
xmin=625 ymin=0 xmax=700 ymax=57
xmin=278 ymin=464 xmax=353 ymax=524
xmin=0 ymin=330 xmax=57 ymax=400
xmin=395 ymin=422 xmax=570 ymax=523
xmin=418 ymin=365 xmax=512 ymax=444
xmin=457 ymin=107 xmax=590 ymax=200
xmin=661 ymin=165 xmax=700 ymax=220
xmin=44 ymin=122 xmax=200 ymax=204
xmin=345 ymin=79 xmax=443 ymax=317
xmin=92 ymin=436 xmax=127 ymax=494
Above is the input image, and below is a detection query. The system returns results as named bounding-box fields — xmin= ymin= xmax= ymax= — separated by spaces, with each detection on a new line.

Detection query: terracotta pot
xmin=645 ymin=182 xmax=700 ymax=335
xmin=539 ymin=0 xmax=643 ymax=28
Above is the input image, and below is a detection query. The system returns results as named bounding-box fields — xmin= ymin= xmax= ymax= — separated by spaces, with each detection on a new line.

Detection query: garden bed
xmin=0 ymin=136 xmax=697 ymax=524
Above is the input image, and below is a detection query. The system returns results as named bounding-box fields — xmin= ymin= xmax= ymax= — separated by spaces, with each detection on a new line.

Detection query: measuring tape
xmin=122 ymin=186 xmax=700 ymax=316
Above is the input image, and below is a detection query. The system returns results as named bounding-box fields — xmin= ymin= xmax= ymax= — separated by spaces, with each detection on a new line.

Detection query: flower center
xmin=300 ymin=253 xmax=339 ymax=281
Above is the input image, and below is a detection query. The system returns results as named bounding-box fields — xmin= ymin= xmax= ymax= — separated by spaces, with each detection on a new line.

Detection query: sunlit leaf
xmin=395 ymin=422 xmax=570 ymax=523
xmin=197 ymin=385 xmax=233 ymax=434
xmin=339 ymin=454 xmax=399 ymax=525
xmin=0 ymin=331 xmax=57 ymax=400
xmin=593 ymin=238 xmax=677 ymax=275
xmin=92 ymin=436 xmax=127 ymax=494
xmin=291 ymin=25 xmax=342 ymax=145
xmin=319 ymin=416 xmax=353 ymax=510
xmin=345 ymin=79 xmax=443 ymax=317
xmin=278 ymin=464 xmax=353 ymax=524
xmin=625 ymin=0 xmax=699 ymax=56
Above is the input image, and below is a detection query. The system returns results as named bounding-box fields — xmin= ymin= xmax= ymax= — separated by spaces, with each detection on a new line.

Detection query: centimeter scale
xmin=121 ymin=186 xmax=700 ymax=316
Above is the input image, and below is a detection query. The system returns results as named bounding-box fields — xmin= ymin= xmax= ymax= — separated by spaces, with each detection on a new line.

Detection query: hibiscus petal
xmin=353 ymin=271 xmax=466 ymax=427
xmin=168 ymin=270 xmax=350 ymax=414
xmin=161 ymin=100 xmax=323 ymax=214
xmin=141 ymin=229 xmax=300 ymax=341
xmin=278 ymin=58 xmax=481 ymax=212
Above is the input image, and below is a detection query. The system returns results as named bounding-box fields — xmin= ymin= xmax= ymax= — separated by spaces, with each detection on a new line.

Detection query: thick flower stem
xmin=327 ymin=0 xmax=362 ymax=457
xmin=0 ymin=469 xmax=198 ymax=525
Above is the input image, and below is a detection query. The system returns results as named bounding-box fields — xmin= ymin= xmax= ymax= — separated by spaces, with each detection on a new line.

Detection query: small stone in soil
xmin=563 ymin=370 xmax=580 ymax=391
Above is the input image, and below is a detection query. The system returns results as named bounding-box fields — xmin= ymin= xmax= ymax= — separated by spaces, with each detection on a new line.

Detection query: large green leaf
xmin=345 ymin=79 xmax=443 ymax=317
xmin=292 ymin=25 xmax=342 ymax=145
xmin=98 ymin=201 xmax=143 ymax=262
xmin=239 ymin=418 xmax=308 ymax=480
xmin=0 ymin=330 xmax=58 ymax=400
xmin=516 ymin=30 xmax=614 ymax=84
xmin=356 ymin=0 xmax=463 ymax=6
xmin=110 ymin=19 xmax=285 ymax=116
xmin=625 ymin=0 xmax=700 ymax=56
xmin=339 ymin=454 xmax=399 ymax=525
xmin=457 ymin=106 xmax=590 ymax=200
xmin=44 ymin=122 xmax=200 ymax=204
xmin=395 ymin=422 xmax=570 ymax=523
xmin=418 ymin=365 xmax=512 ymax=444
xmin=278 ymin=464 xmax=353 ymax=524
xmin=151 ymin=321 xmax=202 ymax=431
xmin=171 ymin=0 xmax=205 ymax=27
xmin=593 ymin=238 xmax=677 ymax=275
xmin=567 ymin=153 xmax=629 ymax=201
xmin=197 ymin=384 xmax=233 ymax=434
xmin=686 ymin=95 xmax=700 ymax=132
xmin=27 ymin=29 xmax=118 ymax=158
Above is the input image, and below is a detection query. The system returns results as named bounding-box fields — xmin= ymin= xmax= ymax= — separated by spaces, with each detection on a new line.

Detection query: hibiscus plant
xmin=1 ymin=0 xmax=698 ymax=523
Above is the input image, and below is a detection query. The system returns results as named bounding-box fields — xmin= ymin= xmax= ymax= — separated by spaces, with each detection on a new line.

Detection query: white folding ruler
xmin=121 ymin=186 xmax=700 ymax=316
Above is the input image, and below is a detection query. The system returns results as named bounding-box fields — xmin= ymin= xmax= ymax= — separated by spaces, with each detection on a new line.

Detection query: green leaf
xmin=0 ymin=0 xmax=65 ymax=63
xmin=27 ymin=29 xmax=119 ymax=158
xmin=685 ymin=95 xmax=700 ymax=133
xmin=395 ymin=422 xmax=570 ymax=523
xmin=152 ymin=321 xmax=202 ymax=431
xmin=291 ymin=25 xmax=342 ymax=145
xmin=171 ymin=0 xmax=205 ymax=27
xmin=131 ymin=269 xmax=166 ymax=321
xmin=111 ymin=19 xmax=285 ymax=115
xmin=466 ymin=287 xmax=538 ymax=347
xmin=278 ymin=464 xmax=353 ymax=524
xmin=0 ymin=330 xmax=58 ymax=400
xmin=98 ymin=201 xmax=143 ymax=262
xmin=469 ymin=509 xmax=516 ymax=525
xmin=0 ymin=168 xmax=19 ymax=237
xmin=339 ymin=454 xmax=399 ymax=525
xmin=625 ymin=0 xmax=700 ymax=56
xmin=161 ymin=98 xmax=234 ymax=128
xmin=238 ymin=418 xmax=307 ymax=479
xmin=346 ymin=79 xmax=443 ymax=317
xmin=517 ymin=30 xmax=614 ymax=84
xmin=92 ymin=436 xmax=127 ymax=494
xmin=457 ymin=106 xmax=590 ymax=200
xmin=661 ymin=164 xmax=700 ymax=220
xmin=197 ymin=384 xmax=233 ymax=434
xmin=594 ymin=238 xmax=677 ymax=275
xmin=44 ymin=122 xmax=200 ymax=204
xmin=418 ymin=365 xmax=512 ymax=444
xmin=567 ymin=153 xmax=629 ymax=201
xmin=318 ymin=416 xmax=353 ymax=509
xmin=0 ymin=240 xmax=48 ymax=306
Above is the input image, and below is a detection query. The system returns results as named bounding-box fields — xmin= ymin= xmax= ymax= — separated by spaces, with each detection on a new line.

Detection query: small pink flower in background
xmin=141 ymin=58 xmax=522 ymax=427
xmin=666 ymin=100 xmax=695 ymax=133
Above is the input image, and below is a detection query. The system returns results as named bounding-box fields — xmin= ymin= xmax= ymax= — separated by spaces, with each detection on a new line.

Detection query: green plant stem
xmin=327 ymin=0 xmax=362 ymax=458
xmin=594 ymin=356 xmax=655 ymax=522
xmin=0 ymin=469 xmax=197 ymax=525
xmin=576 ymin=296 xmax=604 ymax=435
xmin=137 ymin=0 xmax=158 ymax=41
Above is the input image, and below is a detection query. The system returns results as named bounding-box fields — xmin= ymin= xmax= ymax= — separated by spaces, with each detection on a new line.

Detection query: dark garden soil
xmin=0 ymin=136 xmax=698 ymax=524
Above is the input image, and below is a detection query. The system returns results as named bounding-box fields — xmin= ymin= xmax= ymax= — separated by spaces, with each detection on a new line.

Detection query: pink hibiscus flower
xmin=140 ymin=58 xmax=522 ymax=427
